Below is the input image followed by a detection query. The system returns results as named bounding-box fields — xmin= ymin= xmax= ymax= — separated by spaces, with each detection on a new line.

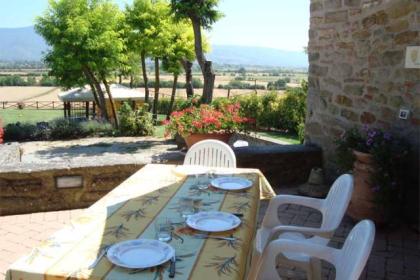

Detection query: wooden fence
xmin=1 ymin=101 xmax=64 ymax=110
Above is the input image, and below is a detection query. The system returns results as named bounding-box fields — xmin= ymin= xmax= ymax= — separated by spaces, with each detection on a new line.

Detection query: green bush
xmin=278 ymin=87 xmax=307 ymax=134
xmin=49 ymin=119 xmax=85 ymax=140
xmin=0 ymin=75 xmax=27 ymax=86
xmin=39 ymin=75 xmax=58 ymax=86
xmin=119 ymin=103 xmax=154 ymax=136
xmin=3 ymin=123 xmax=38 ymax=142
xmin=81 ymin=121 xmax=114 ymax=136
xmin=267 ymin=78 xmax=287 ymax=90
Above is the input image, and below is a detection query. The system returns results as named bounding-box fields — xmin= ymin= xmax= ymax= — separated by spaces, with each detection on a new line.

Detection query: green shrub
xmin=0 ymin=75 xmax=27 ymax=86
xmin=81 ymin=121 xmax=114 ymax=136
xmin=278 ymin=87 xmax=307 ymax=134
xmin=49 ymin=119 xmax=85 ymax=140
xmin=119 ymin=103 xmax=154 ymax=136
xmin=233 ymin=93 xmax=263 ymax=125
xmin=267 ymin=78 xmax=287 ymax=90
xmin=39 ymin=75 xmax=58 ymax=86
xmin=4 ymin=123 xmax=37 ymax=142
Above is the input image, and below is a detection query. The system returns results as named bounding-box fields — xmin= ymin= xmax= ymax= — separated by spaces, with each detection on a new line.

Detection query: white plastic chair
xmin=183 ymin=139 xmax=236 ymax=168
xmin=254 ymin=174 xmax=354 ymax=280
xmin=253 ymin=219 xmax=375 ymax=280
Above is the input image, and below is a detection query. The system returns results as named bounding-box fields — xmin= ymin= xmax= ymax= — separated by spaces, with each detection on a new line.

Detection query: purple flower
xmin=384 ymin=132 xmax=392 ymax=141
xmin=368 ymin=130 xmax=377 ymax=138
xmin=371 ymin=185 xmax=381 ymax=192
xmin=366 ymin=138 xmax=373 ymax=146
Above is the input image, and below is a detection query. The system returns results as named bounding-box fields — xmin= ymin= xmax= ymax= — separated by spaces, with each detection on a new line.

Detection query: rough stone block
xmin=324 ymin=0 xmax=342 ymax=9
xmin=386 ymin=1 xmax=416 ymax=19
xmin=335 ymin=95 xmax=353 ymax=107
xmin=360 ymin=112 xmax=377 ymax=124
xmin=382 ymin=50 xmax=404 ymax=66
xmin=344 ymin=84 xmax=364 ymax=96
xmin=394 ymin=31 xmax=418 ymax=45
xmin=340 ymin=108 xmax=359 ymax=121
xmin=325 ymin=10 xmax=348 ymax=23
xmin=309 ymin=64 xmax=329 ymax=76
xmin=385 ymin=20 xmax=409 ymax=33
xmin=344 ymin=0 xmax=361 ymax=7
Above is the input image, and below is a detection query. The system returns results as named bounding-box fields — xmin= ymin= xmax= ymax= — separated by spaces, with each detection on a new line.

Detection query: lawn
xmin=0 ymin=109 xmax=63 ymax=125
xmin=257 ymin=131 xmax=300 ymax=144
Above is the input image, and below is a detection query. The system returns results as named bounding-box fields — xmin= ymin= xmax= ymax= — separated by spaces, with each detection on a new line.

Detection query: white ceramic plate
xmin=211 ymin=177 xmax=253 ymax=191
xmin=186 ymin=211 xmax=241 ymax=232
xmin=107 ymin=239 xmax=175 ymax=269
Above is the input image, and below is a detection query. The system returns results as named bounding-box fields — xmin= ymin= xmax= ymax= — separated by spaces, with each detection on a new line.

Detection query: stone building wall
xmin=306 ymin=0 xmax=420 ymax=172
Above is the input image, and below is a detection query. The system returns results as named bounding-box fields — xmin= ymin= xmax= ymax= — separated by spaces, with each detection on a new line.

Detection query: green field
xmin=0 ymin=109 xmax=63 ymax=125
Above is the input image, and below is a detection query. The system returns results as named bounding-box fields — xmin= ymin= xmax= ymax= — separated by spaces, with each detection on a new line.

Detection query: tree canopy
xmin=36 ymin=0 xmax=126 ymax=125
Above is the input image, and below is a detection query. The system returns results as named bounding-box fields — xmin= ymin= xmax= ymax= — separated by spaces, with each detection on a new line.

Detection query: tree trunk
xmin=167 ymin=74 xmax=178 ymax=120
xmin=141 ymin=51 xmax=150 ymax=103
xmin=152 ymin=57 xmax=160 ymax=121
xmin=182 ymin=59 xmax=194 ymax=98
xmin=191 ymin=18 xmax=215 ymax=104
xmin=130 ymin=75 xmax=134 ymax=88
xmin=83 ymin=67 xmax=109 ymax=121
xmin=102 ymin=78 xmax=119 ymax=128
xmin=87 ymin=81 xmax=101 ymax=117
xmin=118 ymin=74 xmax=122 ymax=84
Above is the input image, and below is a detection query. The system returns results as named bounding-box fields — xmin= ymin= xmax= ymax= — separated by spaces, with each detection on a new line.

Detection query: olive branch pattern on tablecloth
xmin=205 ymin=255 xmax=238 ymax=276
xmin=104 ymin=223 xmax=129 ymax=238
xmin=120 ymin=208 xmax=147 ymax=221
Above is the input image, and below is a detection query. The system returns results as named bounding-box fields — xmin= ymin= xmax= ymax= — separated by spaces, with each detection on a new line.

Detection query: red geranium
xmin=165 ymin=103 xmax=253 ymax=137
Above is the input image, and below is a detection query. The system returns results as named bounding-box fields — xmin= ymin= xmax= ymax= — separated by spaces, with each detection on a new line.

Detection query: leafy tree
xmin=170 ymin=0 xmax=222 ymax=103
xmin=126 ymin=0 xmax=172 ymax=121
xmin=36 ymin=0 xmax=126 ymax=127
xmin=162 ymin=21 xmax=195 ymax=119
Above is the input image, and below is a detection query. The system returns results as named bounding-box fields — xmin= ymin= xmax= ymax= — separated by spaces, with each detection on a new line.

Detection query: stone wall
xmin=0 ymin=142 xmax=323 ymax=215
xmin=306 ymin=0 xmax=420 ymax=173
xmin=235 ymin=145 xmax=323 ymax=187
xmin=0 ymin=164 xmax=142 ymax=215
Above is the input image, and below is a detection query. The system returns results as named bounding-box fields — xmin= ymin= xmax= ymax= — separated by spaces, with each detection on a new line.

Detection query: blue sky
xmin=0 ymin=0 xmax=309 ymax=51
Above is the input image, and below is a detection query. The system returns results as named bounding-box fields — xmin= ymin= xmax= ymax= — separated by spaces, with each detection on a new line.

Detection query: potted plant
xmin=335 ymin=126 xmax=409 ymax=224
xmin=164 ymin=103 xmax=254 ymax=148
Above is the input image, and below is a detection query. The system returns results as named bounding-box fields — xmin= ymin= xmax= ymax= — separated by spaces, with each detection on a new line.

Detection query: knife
xmin=169 ymin=254 xmax=176 ymax=278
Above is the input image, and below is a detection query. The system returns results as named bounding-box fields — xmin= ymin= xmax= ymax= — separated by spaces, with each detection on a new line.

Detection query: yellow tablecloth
xmin=6 ymin=164 xmax=275 ymax=280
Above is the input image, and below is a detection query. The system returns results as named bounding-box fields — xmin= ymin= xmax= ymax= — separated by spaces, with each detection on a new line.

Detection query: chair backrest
xmin=320 ymin=174 xmax=354 ymax=231
xmin=253 ymin=220 xmax=375 ymax=280
xmin=183 ymin=139 xmax=236 ymax=168
xmin=335 ymin=220 xmax=375 ymax=279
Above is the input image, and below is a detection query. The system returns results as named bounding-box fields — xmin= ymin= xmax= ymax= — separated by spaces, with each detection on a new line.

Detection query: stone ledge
xmin=235 ymin=144 xmax=323 ymax=186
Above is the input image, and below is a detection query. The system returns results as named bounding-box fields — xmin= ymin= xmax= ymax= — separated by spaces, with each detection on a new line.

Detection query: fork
xmin=88 ymin=245 xmax=111 ymax=269
xmin=193 ymin=234 xmax=236 ymax=241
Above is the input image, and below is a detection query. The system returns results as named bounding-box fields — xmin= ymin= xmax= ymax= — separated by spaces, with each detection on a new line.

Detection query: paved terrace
xmin=0 ymin=187 xmax=419 ymax=280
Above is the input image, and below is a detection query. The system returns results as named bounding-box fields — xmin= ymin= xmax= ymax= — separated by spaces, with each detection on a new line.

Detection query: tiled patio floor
xmin=0 ymin=188 xmax=419 ymax=280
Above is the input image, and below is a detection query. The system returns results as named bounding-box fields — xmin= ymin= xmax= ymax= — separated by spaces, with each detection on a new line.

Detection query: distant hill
xmin=0 ymin=26 xmax=308 ymax=68
xmin=207 ymin=45 xmax=308 ymax=68
xmin=0 ymin=26 xmax=48 ymax=61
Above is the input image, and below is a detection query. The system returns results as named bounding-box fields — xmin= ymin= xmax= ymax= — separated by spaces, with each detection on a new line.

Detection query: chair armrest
xmin=254 ymin=239 xmax=337 ymax=280
xmin=262 ymin=195 xmax=324 ymax=227
xmin=268 ymin=225 xmax=333 ymax=242
xmin=268 ymin=239 xmax=337 ymax=263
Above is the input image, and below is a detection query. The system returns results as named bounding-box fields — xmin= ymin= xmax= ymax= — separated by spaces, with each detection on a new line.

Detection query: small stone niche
xmin=55 ymin=175 xmax=83 ymax=189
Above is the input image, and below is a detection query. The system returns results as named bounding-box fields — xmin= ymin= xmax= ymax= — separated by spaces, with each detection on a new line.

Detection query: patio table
xmin=6 ymin=164 xmax=275 ymax=280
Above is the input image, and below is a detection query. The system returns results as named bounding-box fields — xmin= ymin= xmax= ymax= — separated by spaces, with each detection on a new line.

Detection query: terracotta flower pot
xmin=348 ymin=150 xmax=384 ymax=224
xmin=185 ymin=133 xmax=232 ymax=149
